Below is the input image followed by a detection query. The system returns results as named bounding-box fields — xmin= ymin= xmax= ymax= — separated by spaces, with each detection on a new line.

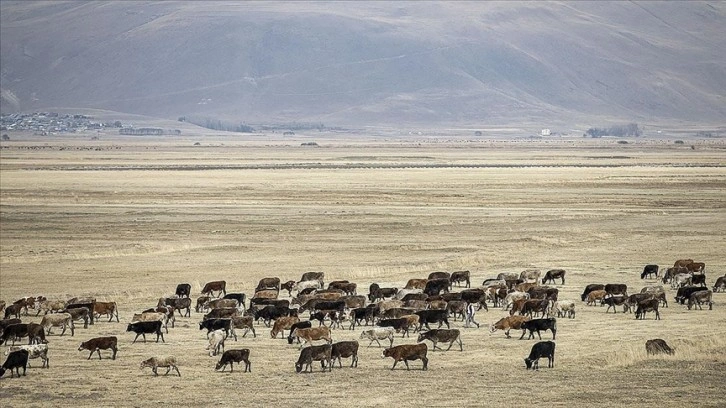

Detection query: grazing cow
xmin=256 ymin=277 xmax=281 ymax=292
xmin=360 ymin=327 xmax=395 ymax=348
xmin=670 ymin=273 xmax=693 ymax=289
xmin=424 ymin=279 xmax=451 ymax=296
xmin=127 ymin=321 xmax=165 ymax=343
xmin=93 ymin=301 xmax=120 ymax=323
xmin=35 ymin=299 xmax=66 ymax=316
xmin=415 ymin=309 xmax=450 ymax=331
xmin=175 ymin=283 xmax=191 ymax=298
xmin=78 ymin=336 xmax=118 ymax=360
xmin=4 ymin=344 xmax=49 ymax=368
xmin=195 ymin=296 xmax=211 ymax=313
xmin=215 ymin=349 xmax=251 ymax=372
xmin=204 ymin=307 xmax=240 ymax=321
xmin=640 ymin=285 xmax=668 ymax=308
xmin=202 ymin=280 xmax=227 ymax=298
xmin=295 ymin=344 xmax=332 ymax=373
xmin=581 ymin=284 xmax=605 ymax=302
xmin=206 ymin=329 xmax=226 ymax=356
xmin=300 ymin=272 xmax=325 ymax=286
xmin=271 ymin=316 xmax=300 ymax=339
xmin=602 ymin=296 xmax=629 ymax=313
xmin=428 ymin=271 xmax=450 ymax=280
xmin=405 ymin=279 xmax=428 ymax=290
xmin=141 ymin=356 xmax=181 ymax=376
xmin=675 ymin=286 xmax=710 ymax=305
xmin=713 ymin=275 xmax=726 ymax=293
xmin=586 ymin=290 xmax=607 ymax=306
xmin=635 ymin=299 xmax=660 ymax=320
xmin=0 ymin=349 xmax=29 ymax=378
xmin=450 ymin=271 xmax=471 ymax=288
xmin=520 ymin=318 xmax=557 ymax=340
xmin=287 ymin=321 xmax=313 ymax=344
xmin=687 ymin=290 xmax=713 ymax=310
xmin=542 ymin=269 xmax=566 ymax=285
xmin=691 ymin=274 xmax=707 ymax=287
xmin=605 ymin=284 xmax=628 ymax=297
xmin=0 ymin=323 xmax=45 ymax=346
xmin=646 ymin=339 xmax=674 ymax=356
xmin=520 ymin=269 xmax=541 ymax=283
xmin=281 ymin=280 xmax=297 ymax=297
xmin=290 ymin=326 xmax=332 ymax=349
xmin=524 ymin=341 xmax=555 ymax=370
xmin=503 ymin=291 xmax=530 ymax=311
xmin=222 ymin=293 xmax=247 ymax=310
xmin=674 ymin=259 xmax=694 ymax=268
xmin=662 ymin=266 xmax=689 ymax=284
xmin=382 ymin=343 xmax=428 ymax=371
xmin=417 ymin=329 xmax=462 ymax=351
xmin=641 ymin=265 xmax=659 ymax=279
xmin=331 ymin=341 xmax=359 ymax=368
xmin=199 ymin=318 xmax=236 ymax=341
xmin=40 ymin=313 xmax=74 ymax=336
xmin=490 ymin=315 xmax=531 ymax=338
xmin=626 ymin=293 xmax=654 ymax=313
xmin=553 ymin=300 xmax=576 ymax=318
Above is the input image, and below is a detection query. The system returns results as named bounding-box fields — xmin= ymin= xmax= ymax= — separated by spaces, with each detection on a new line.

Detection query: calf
xmin=415 ymin=309 xmax=450 ymax=331
xmin=78 ymin=336 xmax=118 ymax=360
xmin=40 ymin=312 xmax=74 ymax=336
xmin=519 ymin=318 xmax=557 ymax=340
xmin=417 ymin=329 xmax=462 ymax=351
xmin=645 ymin=339 xmax=674 ymax=355
xmin=140 ymin=356 xmax=181 ymax=376
xmin=331 ymin=340 xmax=359 ymax=368
xmin=287 ymin=321 xmax=313 ymax=345
xmin=586 ymin=290 xmax=607 ymax=306
xmin=524 ymin=340 xmax=555 ymax=370
xmin=271 ymin=316 xmax=300 ymax=339
xmin=489 ymin=315 xmax=530 ymax=338
xmin=4 ymin=344 xmax=49 ymax=368
xmin=687 ymin=290 xmax=713 ymax=310
xmin=581 ymin=284 xmax=605 ymax=302
xmin=360 ymin=327 xmax=395 ymax=348
xmin=382 ymin=343 xmax=428 ymax=371
xmin=553 ymin=300 xmax=576 ymax=318
xmin=206 ymin=329 xmax=226 ymax=356
xmin=93 ymin=301 xmax=120 ymax=323
xmin=202 ymin=280 xmax=227 ymax=298
xmin=602 ymin=295 xmax=629 ymax=313
xmin=542 ymin=269 xmax=566 ymax=285
xmin=215 ymin=349 xmax=251 ymax=372
xmin=641 ymin=264 xmax=659 ymax=279
xmin=175 ymin=283 xmax=191 ymax=298
xmin=0 ymin=349 xmax=29 ymax=378
xmin=635 ymin=299 xmax=661 ymax=320
xmin=127 ymin=321 xmax=165 ymax=343
xmin=290 ymin=326 xmax=332 ymax=349
xmin=295 ymin=344 xmax=332 ymax=373
xmin=196 ymin=296 xmax=211 ymax=313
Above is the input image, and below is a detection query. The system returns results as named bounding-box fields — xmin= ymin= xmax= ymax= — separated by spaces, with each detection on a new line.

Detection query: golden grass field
xmin=0 ymin=132 xmax=725 ymax=407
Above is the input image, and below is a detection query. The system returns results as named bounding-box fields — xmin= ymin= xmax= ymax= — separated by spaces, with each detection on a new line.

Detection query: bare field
xmin=1 ymin=135 xmax=725 ymax=407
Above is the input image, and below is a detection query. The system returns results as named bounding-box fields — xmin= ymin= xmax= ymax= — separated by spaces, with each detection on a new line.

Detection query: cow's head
xmin=295 ymin=362 xmax=303 ymax=373
xmin=524 ymin=358 xmax=534 ymax=370
xmin=382 ymin=348 xmax=392 ymax=359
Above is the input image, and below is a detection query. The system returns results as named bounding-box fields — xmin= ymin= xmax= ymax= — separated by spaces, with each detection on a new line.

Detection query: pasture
xmin=1 ymin=133 xmax=725 ymax=407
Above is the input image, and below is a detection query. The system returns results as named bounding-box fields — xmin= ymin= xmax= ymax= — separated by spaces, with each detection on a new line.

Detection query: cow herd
xmin=1 ymin=260 xmax=722 ymax=378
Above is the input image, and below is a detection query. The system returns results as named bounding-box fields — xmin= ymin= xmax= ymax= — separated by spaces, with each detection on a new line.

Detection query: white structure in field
xmin=541 ymin=128 xmax=551 ymax=136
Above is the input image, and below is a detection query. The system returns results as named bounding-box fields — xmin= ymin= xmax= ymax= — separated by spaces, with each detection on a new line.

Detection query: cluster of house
xmin=0 ymin=112 xmax=121 ymax=135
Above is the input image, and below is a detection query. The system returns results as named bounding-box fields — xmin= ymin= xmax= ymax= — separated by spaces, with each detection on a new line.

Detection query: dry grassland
xmin=1 ymin=134 xmax=725 ymax=407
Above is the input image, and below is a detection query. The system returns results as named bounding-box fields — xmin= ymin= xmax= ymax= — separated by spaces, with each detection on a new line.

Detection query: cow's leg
xmin=88 ymin=350 xmax=94 ymax=360
xmin=403 ymin=360 xmax=410 ymax=371
xmin=536 ymin=330 xmax=542 ymax=340
xmin=519 ymin=329 xmax=526 ymax=340
xmin=96 ymin=349 xmax=102 ymax=360
xmin=390 ymin=360 xmax=398 ymax=370
xmin=164 ymin=367 xmax=171 ymax=375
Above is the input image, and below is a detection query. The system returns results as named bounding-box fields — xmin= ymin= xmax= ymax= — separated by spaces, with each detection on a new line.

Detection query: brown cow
xmin=290 ymin=326 xmax=332 ymax=349
xmin=202 ymin=280 xmax=227 ymax=298
xmin=281 ymin=280 xmax=297 ymax=297
xmin=490 ymin=315 xmax=530 ymax=338
xmin=94 ymin=301 xmax=120 ymax=323
xmin=78 ymin=336 xmax=118 ymax=360
xmin=417 ymin=329 xmax=462 ymax=351
xmin=405 ymin=279 xmax=428 ymax=290
xmin=382 ymin=343 xmax=428 ymax=370
xmin=586 ymin=290 xmax=607 ymax=306
xmin=256 ymin=277 xmax=281 ymax=292
xmin=270 ymin=316 xmax=300 ymax=339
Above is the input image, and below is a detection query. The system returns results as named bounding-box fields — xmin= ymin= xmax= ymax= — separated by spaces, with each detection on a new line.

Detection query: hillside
xmin=1 ymin=1 xmax=725 ymax=128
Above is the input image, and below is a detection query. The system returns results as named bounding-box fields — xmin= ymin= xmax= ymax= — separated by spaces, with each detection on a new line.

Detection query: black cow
xmin=0 ymin=349 xmax=29 ymax=378
xmin=377 ymin=318 xmax=412 ymax=338
xmin=605 ymin=284 xmax=628 ymax=297
xmin=126 ymin=321 xmax=164 ymax=343
xmin=602 ymin=295 xmax=629 ymax=313
xmin=428 ymin=272 xmax=450 ymax=280
xmin=519 ymin=318 xmax=557 ymax=340
xmin=175 ymin=283 xmax=191 ymax=298
xmin=450 ymin=271 xmax=471 ymax=288
xmin=524 ymin=341 xmax=555 ymax=370
xmin=641 ymin=265 xmax=659 ymax=279
xmin=635 ymin=299 xmax=660 ymax=320
xmin=0 ymin=323 xmax=45 ymax=346
xmin=542 ymin=269 xmax=566 ymax=285
xmin=330 ymin=340 xmax=359 ymax=368
xmin=295 ymin=344 xmax=332 ymax=373
xmin=223 ymin=293 xmax=247 ymax=309
xmin=581 ymin=284 xmax=605 ymax=301
xmin=215 ymin=349 xmax=251 ymax=372
xmin=675 ymin=286 xmax=709 ymax=305
xmin=415 ymin=309 xmax=450 ymax=331
xmin=199 ymin=318 xmax=236 ymax=340
xmin=348 ymin=308 xmax=368 ymax=330
xmin=369 ymin=287 xmax=398 ymax=302
xmin=691 ymin=274 xmax=707 ymax=287
xmin=312 ymin=300 xmax=345 ymax=314
xmin=460 ymin=288 xmax=486 ymax=307
xmin=424 ymin=278 xmax=451 ymax=296
xmin=287 ymin=321 xmax=313 ymax=345
xmin=252 ymin=305 xmax=288 ymax=327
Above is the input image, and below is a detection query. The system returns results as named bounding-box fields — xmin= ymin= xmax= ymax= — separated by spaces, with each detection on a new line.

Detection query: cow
xmin=65 ymin=299 xmax=96 ymax=325
xmin=424 ymin=279 xmax=451 ymax=296
xmin=196 ymin=296 xmax=211 ymax=313
xmin=310 ymin=310 xmax=345 ymax=329
xmin=295 ymin=280 xmax=322 ymax=293
xmin=281 ymin=280 xmax=297 ymax=297
xmin=231 ymin=315 xmax=256 ymax=338
xmin=662 ymin=266 xmax=689 ymax=284
xmin=93 ymin=301 xmax=120 ymax=323
xmin=460 ymin=288 xmax=487 ymax=307
xmin=490 ymin=315 xmax=531 ymax=338
xmin=686 ymin=262 xmax=705 ymax=273
xmin=415 ymin=309 xmax=450 ymax=331
xmin=691 ymin=274 xmax=707 ymax=287
xmin=417 ymin=329 xmax=462 ymax=351
xmin=0 ymin=318 xmax=21 ymax=335
xmin=348 ymin=308 xmax=369 ymax=330
xmin=204 ymin=307 xmax=240 ymax=321
xmin=382 ymin=343 xmax=428 ymax=371
xmin=646 ymin=339 xmax=674 ymax=356
xmin=687 ymin=290 xmax=713 ymax=310
xmin=206 ymin=329 xmax=226 ymax=356
xmin=222 ymin=293 xmax=247 ymax=310
xmin=602 ymin=295 xmax=629 ymax=313
xmin=331 ymin=340 xmax=359 ymax=368
xmin=78 ymin=336 xmax=118 ymax=360
xmin=626 ymin=293 xmax=655 ymax=313
xmin=503 ymin=291 xmax=530 ymax=311
xmin=360 ymin=327 xmax=395 ymax=348
xmin=202 ymin=280 xmax=227 ymax=298
xmin=140 ymin=356 xmax=181 ymax=376
xmin=639 ymin=285 xmax=668 ymax=308
xmin=581 ymin=284 xmax=605 ymax=302
xmin=271 ymin=316 xmax=300 ymax=339
xmin=674 ymin=259 xmax=694 ymax=268
xmin=586 ymin=290 xmax=607 ymax=306
xmin=520 ymin=269 xmax=541 ymax=283
xmin=446 ymin=300 xmax=467 ymax=321
xmin=295 ymin=344 xmax=332 ymax=373
xmin=287 ymin=321 xmax=313 ymax=344
xmin=175 ymin=283 xmax=191 ymax=298
xmin=497 ymin=272 xmax=519 ymax=281
xmin=63 ymin=306 xmax=90 ymax=329
xmin=256 ymin=277 xmax=281 ymax=292
xmin=370 ymin=287 xmax=399 ymax=302
xmin=199 ymin=318 xmax=236 ymax=341
xmin=126 ymin=321 xmax=164 ymax=343
xmin=40 ymin=312 xmax=74 ymax=336
xmin=290 ymin=326 xmax=332 ymax=349
xmin=4 ymin=344 xmax=49 ymax=368
xmin=552 ymin=300 xmax=576 ymax=318
xmin=635 ymin=299 xmax=660 ymax=320
xmin=215 ymin=349 xmax=251 ymax=372
xmin=405 ymin=279 xmax=428 ymax=290
xmin=670 ymin=273 xmax=693 ymax=289
xmin=377 ymin=318 xmax=413 ymax=338
xmin=641 ymin=265 xmax=659 ymax=279
xmin=450 ymin=271 xmax=471 ymax=288
xmin=377 ymin=300 xmax=404 ymax=314
xmin=605 ymin=284 xmax=628 ymax=297
xmin=714 ymin=275 xmax=726 ymax=293
xmin=0 ymin=323 xmax=45 ymax=346
xmin=515 ymin=282 xmax=538 ymax=293
xmin=131 ymin=312 xmax=168 ymax=333
xmin=428 ymin=271 xmax=450 ymax=280
xmin=427 ymin=300 xmax=447 ymax=311
xmin=542 ymin=269 xmax=566 ymax=285
xmin=396 ymin=289 xmax=424 ymax=301
xmin=0 ymin=349 xmax=29 ymax=378
xmin=520 ymin=299 xmax=550 ymax=318
xmin=4 ymin=303 xmax=22 ymax=319
xmin=341 ymin=295 xmax=366 ymax=310
xmin=520 ymin=318 xmax=557 ymax=340
xmin=206 ymin=298 xmax=239 ymax=311
xmin=12 ymin=297 xmax=35 ymax=316
xmin=35 ymin=299 xmax=66 ymax=316
xmin=675 ymin=286 xmax=710 ymax=305
xmin=300 ymin=272 xmax=325 ymax=286
xmin=524 ymin=341 xmax=555 ymax=370
xmin=404 ymin=300 xmax=428 ymax=311
xmin=528 ymin=286 xmax=559 ymax=302
xmin=157 ymin=297 xmax=191 ymax=318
